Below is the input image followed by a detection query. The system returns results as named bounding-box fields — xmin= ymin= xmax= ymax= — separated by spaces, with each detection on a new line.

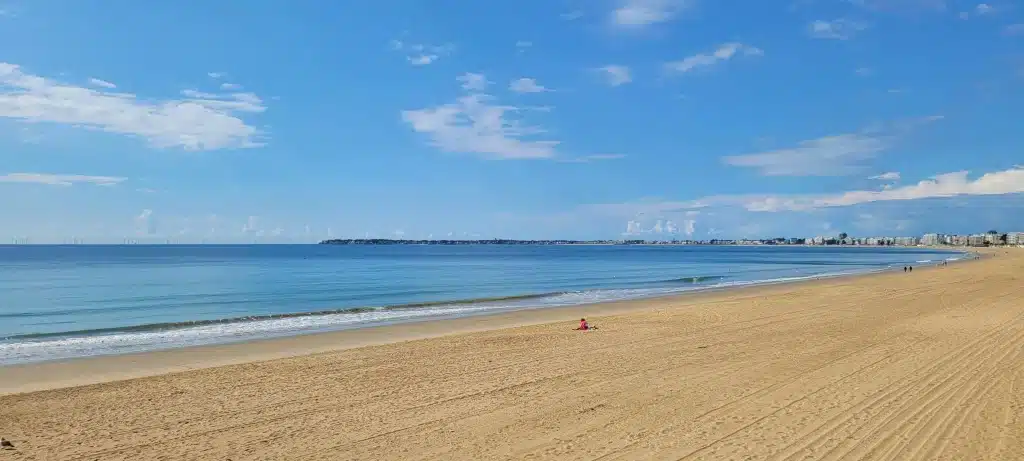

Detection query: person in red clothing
xmin=575 ymin=318 xmax=596 ymax=330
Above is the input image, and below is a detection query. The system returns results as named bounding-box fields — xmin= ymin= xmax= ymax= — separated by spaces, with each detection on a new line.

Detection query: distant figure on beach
xmin=903 ymin=266 xmax=907 ymax=273
xmin=909 ymin=266 xmax=913 ymax=273
xmin=575 ymin=318 xmax=596 ymax=330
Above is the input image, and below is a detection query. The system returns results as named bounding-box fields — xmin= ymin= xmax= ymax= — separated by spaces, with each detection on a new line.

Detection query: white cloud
xmin=623 ymin=217 xmax=692 ymax=237
xmin=723 ymin=133 xmax=887 ymax=176
xmin=577 ymin=166 xmax=1024 ymax=237
xmin=564 ymin=154 xmax=626 ymax=163
xmin=624 ymin=220 xmax=645 ymax=235
xmin=975 ymin=3 xmax=994 ymax=15
xmin=808 ymin=19 xmax=868 ymax=40
xmin=87 ymin=78 xmax=116 ymax=89
xmin=664 ymin=43 xmax=763 ymax=75
xmin=1004 ymin=23 xmax=1024 ymax=36
xmin=220 ymin=83 xmax=242 ymax=90
xmin=457 ymin=72 xmax=490 ymax=92
xmin=509 ymin=78 xmax=550 ymax=93
xmin=681 ymin=219 xmax=696 ymax=236
xmin=515 ymin=40 xmax=532 ymax=52
xmin=561 ymin=10 xmax=584 ymax=20
xmin=135 ymin=209 xmax=157 ymax=235
xmin=391 ymin=40 xmax=454 ymax=66
xmin=855 ymin=67 xmax=873 ymax=76
xmin=0 ymin=63 xmax=266 ymax=150
xmin=612 ymin=0 xmax=688 ymax=26
xmin=242 ymin=215 xmax=260 ymax=233
xmin=408 ymin=55 xmax=438 ymax=66
xmin=207 ymin=72 xmax=225 ymax=79
xmin=0 ymin=172 xmax=126 ymax=186
xmin=849 ymin=0 xmax=947 ymax=12
xmin=596 ymin=65 xmax=632 ymax=86
xmin=869 ymin=171 xmax=901 ymax=181
xmin=742 ymin=166 xmax=1024 ymax=211
xmin=401 ymin=74 xmax=559 ymax=159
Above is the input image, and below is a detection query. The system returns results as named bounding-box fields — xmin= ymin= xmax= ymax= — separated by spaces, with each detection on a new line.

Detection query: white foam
xmin=0 ymin=266 xmax=889 ymax=365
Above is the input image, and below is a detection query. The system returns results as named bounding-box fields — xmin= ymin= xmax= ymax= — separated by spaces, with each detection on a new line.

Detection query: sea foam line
xmin=0 ymin=266 xmax=901 ymax=365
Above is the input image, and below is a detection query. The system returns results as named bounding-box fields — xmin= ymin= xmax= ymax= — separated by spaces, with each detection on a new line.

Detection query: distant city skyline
xmin=7 ymin=229 xmax=1022 ymax=247
xmin=2 ymin=1 xmax=1023 ymax=242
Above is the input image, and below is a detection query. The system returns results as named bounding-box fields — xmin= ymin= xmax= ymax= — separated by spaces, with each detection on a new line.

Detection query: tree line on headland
xmin=319 ymin=239 xmax=640 ymax=245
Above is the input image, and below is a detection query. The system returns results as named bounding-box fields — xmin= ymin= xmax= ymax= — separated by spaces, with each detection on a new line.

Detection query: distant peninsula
xmin=318 ymin=238 xmax=806 ymax=246
xmin=319 ymin=239 xmax=642 ymax=245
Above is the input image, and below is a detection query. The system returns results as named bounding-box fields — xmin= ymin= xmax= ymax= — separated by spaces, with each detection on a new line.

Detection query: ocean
xmin=0 ymin=244 xmax=962 ymax=365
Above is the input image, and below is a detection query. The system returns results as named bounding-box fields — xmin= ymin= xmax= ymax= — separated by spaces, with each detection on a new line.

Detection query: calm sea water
xmin=0 ymin=244 xmax=962 ymax=365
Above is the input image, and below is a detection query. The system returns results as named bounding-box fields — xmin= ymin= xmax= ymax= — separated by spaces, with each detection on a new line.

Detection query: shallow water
xmin=0 ymin=244 xmax=961 ymax=364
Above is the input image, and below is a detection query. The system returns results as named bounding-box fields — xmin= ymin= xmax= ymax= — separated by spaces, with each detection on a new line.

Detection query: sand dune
xmin=2 ymin=250 xmax=1022 ymax=460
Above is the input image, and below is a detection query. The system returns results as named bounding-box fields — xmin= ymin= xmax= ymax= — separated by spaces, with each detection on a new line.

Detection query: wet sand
xmin=2 ymin=249 xmax=1022 ymax=460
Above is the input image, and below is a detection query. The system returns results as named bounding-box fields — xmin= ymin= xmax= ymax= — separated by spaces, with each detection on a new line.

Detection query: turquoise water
xmin=0 ymin=244 xmax=961 ymax=364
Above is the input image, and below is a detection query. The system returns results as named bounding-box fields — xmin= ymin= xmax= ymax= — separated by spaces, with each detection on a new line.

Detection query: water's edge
xmin=0 ymin=250 xmax=969 ymax=366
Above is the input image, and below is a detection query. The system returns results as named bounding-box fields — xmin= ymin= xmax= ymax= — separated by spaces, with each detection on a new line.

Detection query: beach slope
xmin=2 ymin=250 xmax=1023 ymax=460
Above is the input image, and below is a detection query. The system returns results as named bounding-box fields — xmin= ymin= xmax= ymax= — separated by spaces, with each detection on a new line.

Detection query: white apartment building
xmin=893 ymin=236 xmax=919 ymax=246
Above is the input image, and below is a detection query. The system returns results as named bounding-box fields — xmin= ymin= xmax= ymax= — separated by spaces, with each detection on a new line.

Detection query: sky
xmin=1 ymin=0 xmax=1023 ymax=243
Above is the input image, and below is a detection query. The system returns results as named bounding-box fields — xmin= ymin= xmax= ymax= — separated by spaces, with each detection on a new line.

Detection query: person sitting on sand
xmin=575 ymin=318 xmax=596 ymax=330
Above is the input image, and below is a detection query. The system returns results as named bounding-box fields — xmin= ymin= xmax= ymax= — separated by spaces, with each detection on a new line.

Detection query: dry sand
xmin=2 ymin=249 xmax=1022 ymax=460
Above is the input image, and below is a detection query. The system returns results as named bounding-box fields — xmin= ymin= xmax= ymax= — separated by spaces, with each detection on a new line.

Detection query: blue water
xmin=0 ymin=244 xmax=962 ymax=365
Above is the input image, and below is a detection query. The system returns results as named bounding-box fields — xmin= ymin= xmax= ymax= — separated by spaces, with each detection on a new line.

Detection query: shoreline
xmin=0 ymin=250 xmax=979 ymax=396
xmin=0 ymin=247 xmax=969 ymax=368
xmin=2 ymin=248 xmax=1019 ymax=460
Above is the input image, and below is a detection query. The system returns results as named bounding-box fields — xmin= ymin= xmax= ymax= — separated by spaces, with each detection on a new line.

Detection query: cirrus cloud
xmin=595 ymin=65 xmax=633 ymax=86
xmin=577 ymin=166 xmax=1024 ymax=216
xmin=0 ymin=173 xmax=126 ymax=186
xmin=869 ymin=171 xmax=901 ymax=181
xmin=664 ymin=43 xmax=763 ymax=75
xmin=724 ymin=134 xmax=887 ymax=176
xmin=808 ymin=19 xmax=869 ymax=40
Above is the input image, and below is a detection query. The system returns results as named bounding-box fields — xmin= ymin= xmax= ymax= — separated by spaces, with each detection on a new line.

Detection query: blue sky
xmin=1 ymin=0 xmax=1022 ymax=243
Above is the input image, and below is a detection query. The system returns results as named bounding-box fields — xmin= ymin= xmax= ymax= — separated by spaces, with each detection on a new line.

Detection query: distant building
xmin=921 ymin=233 xmax=944 ymax=246
xmin=968 ymin=234 xmax=987 ymax=247
xmin=1007 ymin=232 xmax=1023 ymax=245
xmin=893 ymin=236 xmax=918 ymax=246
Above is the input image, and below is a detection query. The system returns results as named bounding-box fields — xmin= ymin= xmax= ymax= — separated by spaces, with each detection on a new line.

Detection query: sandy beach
xmin=2 ymin=249 xmax=1022 ymax=460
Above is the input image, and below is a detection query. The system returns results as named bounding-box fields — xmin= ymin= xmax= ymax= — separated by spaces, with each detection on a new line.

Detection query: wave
xmin=1 ymin=292 xmax=564 ymax=341
xmin=655 ymin=275 xmax=726 ymax=284
xmin=1 ymin=274 xmax=732 ymax=338
xmin=0 ymin=269 xmax=887 ymax=365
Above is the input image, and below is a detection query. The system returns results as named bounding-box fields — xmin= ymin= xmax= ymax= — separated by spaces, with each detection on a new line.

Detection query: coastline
xmin=1 ymin=247 xmax=1018 ymax=460
xmin=0 ymin=249 xmax=977 ymax=395
xmin=0 ymin=245 xmax=968 ymax=368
